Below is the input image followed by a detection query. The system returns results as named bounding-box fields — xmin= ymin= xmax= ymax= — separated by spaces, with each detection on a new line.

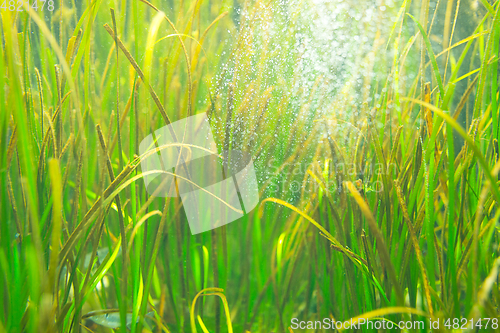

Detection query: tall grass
xmin=1 ymin=0 xmax=500 ymax=332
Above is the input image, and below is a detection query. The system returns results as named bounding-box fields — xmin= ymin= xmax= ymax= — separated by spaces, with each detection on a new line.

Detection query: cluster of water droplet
xmin=211 ymin=0 xmax=400 ymax=195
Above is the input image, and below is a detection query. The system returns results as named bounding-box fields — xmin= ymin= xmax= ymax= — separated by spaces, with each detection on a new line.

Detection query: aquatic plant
xmin=1 ymin=0 xmax=499 ymax=332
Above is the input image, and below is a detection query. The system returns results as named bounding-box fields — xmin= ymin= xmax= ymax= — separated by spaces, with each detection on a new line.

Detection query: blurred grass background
xmin=1 ymin=0 xmax=500 ymax=332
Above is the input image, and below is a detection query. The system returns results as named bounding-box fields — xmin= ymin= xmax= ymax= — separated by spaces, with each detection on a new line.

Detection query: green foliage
xmin=1 ymin=0 xmax=500 ymax=332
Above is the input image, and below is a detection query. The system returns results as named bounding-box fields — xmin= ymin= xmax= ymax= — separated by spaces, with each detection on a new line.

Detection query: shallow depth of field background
xmin=1 ymin=0 xmax=500 ymax=332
